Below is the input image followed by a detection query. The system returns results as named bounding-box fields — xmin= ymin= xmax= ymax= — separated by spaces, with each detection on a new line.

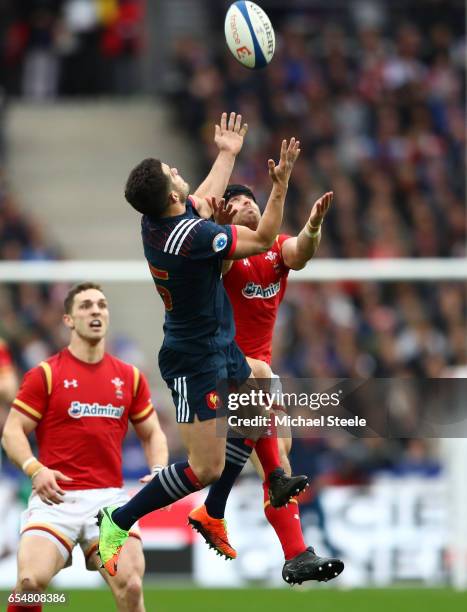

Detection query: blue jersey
xmin=141 ymin=197 xmax=238 ymax=354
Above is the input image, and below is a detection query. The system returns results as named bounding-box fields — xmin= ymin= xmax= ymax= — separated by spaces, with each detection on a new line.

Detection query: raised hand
xmin=268 ymin=137 xmax=301 ymax=187
xmin=308 ymin=191 xmax=333 ymax=228
xmin=214 ymin=112 xmax=248 ymax=156
xmin=209 ymin=196 xmax=236 ymax=225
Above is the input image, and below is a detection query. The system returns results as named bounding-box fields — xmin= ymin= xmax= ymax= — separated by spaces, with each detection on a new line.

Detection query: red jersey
xmin=12 ymin=348 xmax=154 ymax=490
xmin=0 ymin=338 xmax=13 ymax=373
xmin=223 ymin=234 xmax=290 ymax=364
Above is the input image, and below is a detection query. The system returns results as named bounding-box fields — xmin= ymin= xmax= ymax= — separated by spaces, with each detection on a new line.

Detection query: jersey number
xmin=156 ymin=285 xmax=173 ymax=311
xmin=149 ymin=264 xmax=173 ymax=311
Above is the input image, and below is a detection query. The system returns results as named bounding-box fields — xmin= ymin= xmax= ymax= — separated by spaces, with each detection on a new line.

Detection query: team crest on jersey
xmin=212 ymin=233 xmax=228 ymax=253
xmin=111 ymin=377 xmax=124 ymax=399
xmin=64 ymin=379 xmax=78 ymax=388
xmin=206 ymin=391 xmax=221 ymax=410
xmin=68 ymin=401 xmax=125 ymax=419
xmin=242 ymin=281 xmax=281 ymax=299
xmin=265 ymin=251 xmax=278 ymax=262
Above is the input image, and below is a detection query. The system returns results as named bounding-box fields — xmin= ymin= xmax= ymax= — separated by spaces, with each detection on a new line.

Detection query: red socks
xmin=255 ymin=420 xmax=281 ymax=484
xmin=263 ymin=482 xmax=307 ymax=560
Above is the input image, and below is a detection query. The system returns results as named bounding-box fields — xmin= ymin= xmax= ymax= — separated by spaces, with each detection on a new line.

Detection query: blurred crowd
xmin=0 ymin=0 xmax=144 ymax=98
xmin=0 ymin=164 xmax=66 ymax=427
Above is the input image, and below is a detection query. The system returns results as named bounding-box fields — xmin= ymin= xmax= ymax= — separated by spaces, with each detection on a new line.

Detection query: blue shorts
xmin=159 ymin=342 xmax=251 ymax=423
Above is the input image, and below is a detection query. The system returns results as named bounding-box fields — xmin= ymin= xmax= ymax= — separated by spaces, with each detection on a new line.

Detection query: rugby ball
xmin=224 ymin=1 xmax=275 ymax=69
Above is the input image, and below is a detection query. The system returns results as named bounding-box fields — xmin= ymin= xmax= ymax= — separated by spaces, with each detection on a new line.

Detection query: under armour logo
xmin=64 ymin=379 xmax=78 ymax=388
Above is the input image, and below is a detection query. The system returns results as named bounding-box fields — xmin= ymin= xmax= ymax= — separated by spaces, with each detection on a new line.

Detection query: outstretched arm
xmin=281 ymin=191 xmax=333 ymax=270
xmin=192 ymin=112 xmax=248 ymax=218
xmin=208 ymin=138 xmax=301 ymax=259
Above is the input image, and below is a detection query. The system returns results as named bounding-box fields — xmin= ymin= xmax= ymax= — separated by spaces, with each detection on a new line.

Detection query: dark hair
xmin=124 ymin=158 xmax=170 ymax=216
xmin=223 ymin=184 xmax=257 ymax=204
xmin=64 ymin=282 xmax=103 ymax=314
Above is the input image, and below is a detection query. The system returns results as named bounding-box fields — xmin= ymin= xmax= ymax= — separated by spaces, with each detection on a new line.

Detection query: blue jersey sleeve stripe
xmin=168 ymin=219 xmax=200 ymax=254
xmin=174 ymin=219 xmax=203 ymax=255
xmin=164 ymin=219 xmax=192 ymax=253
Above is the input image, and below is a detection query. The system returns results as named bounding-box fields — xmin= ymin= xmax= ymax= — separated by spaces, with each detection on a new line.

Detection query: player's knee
xmin=124 ymin=574 xmax=143 ymax=607
xmin=113 ymin=573 xmax=142 ymax=608
xmin=193 ymin=460 xmax=225 ymax=485
xmin=18 ymin=574 xmax=48 ymax=593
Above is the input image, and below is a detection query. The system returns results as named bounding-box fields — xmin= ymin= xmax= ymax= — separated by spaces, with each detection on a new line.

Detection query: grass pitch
xmin=5 ymin=587 xmax=464 ymax=611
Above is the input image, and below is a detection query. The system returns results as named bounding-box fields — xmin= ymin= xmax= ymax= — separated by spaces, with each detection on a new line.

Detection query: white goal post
xmin=0 ymin=258 xmax=466 ymax=282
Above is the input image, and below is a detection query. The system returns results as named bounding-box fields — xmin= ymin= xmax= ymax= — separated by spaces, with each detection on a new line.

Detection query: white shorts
xmin=20 ymin=487 xmax=141 ymax=570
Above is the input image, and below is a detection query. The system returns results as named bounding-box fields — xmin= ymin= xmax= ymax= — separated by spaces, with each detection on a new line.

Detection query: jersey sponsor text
xmin=241 ymin=280 xmax=281 ymax=299
xmin=68 ymin=401 xmax=125 ymax=419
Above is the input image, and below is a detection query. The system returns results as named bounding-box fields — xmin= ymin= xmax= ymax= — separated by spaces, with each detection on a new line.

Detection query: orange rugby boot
xmin=188 ymin=504 xmax=237 ymax=560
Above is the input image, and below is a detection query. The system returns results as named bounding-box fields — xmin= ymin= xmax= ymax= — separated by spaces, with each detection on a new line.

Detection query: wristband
xmin=304 ymin=222 xmax=322 ymax=238
xmin=22 ymin=456 xmax=37 ymax=472
xmin=23 ymin=458 xmax=45 ymax=478
xmin=31 ymin=466 xmax=46 ymax=480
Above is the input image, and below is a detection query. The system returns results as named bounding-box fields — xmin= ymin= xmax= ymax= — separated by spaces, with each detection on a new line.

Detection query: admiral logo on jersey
xmin=242 ymin=280 xmax=281 ymax=299
xmin=68 ymin=401 xmax=125 ymax=419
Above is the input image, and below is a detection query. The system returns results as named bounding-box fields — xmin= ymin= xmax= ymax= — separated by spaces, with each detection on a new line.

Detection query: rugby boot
xmin=95 ymin=505 xmax=129 ymax=576
xmin=268 ymin=467 xmax=309 ymax=508
xmin=188 ymin=504 xmax=236 ymax=560
xmin=282 ymin=546 xmax=344 ymax=585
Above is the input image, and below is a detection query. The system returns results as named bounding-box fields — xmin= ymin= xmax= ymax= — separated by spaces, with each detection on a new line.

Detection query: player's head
xmin=125 ymin=158 xmax=190 ymax=217
xmin=223 ymin=184 xmax=261 ymax=230
xmin=63 ymin=283 xmax=109 ymax=344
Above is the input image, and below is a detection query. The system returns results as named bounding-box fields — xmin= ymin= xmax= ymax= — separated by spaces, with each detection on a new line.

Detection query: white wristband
xmin=22 ymin=456 xmax=37 ymax=471
xmin=304 ymin=224 xmax=321 ymax=238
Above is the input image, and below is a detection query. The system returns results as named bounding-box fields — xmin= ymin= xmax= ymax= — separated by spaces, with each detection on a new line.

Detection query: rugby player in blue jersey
xmin=97 ymin=113 xmax=313 ymax=577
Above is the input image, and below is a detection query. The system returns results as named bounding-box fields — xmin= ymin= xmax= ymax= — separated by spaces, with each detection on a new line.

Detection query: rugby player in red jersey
xmin=1 ymin=283 xmax=168 ymax=612
xmin=214 ymin=184 xmax=339 ymax=585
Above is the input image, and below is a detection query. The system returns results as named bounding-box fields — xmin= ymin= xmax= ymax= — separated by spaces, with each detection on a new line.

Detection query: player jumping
xmin=204 ymin=184 xmax=344 ymax=584
xmin=96 ymin=113 xmax=308 ymax=577
xmin=2 ymin=283 xmax=168 ymax=612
